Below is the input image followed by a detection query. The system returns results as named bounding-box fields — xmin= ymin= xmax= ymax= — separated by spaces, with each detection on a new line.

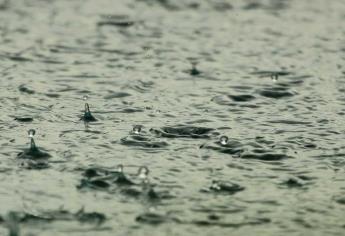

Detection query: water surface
xmin=0 ymin=0 xmax=345 ymax=235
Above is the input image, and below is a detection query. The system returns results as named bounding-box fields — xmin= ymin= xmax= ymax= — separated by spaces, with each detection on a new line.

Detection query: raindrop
xmin=137 ymin=166 xmax=159 ymax=200
xmin=219 ymin=135 xmax=228 ymax=146
xmin=82 ymin=95 xmax=97 ymax=122
xmin=132 ymin=125 xmax=142 ymax=134
xmin=28 ymin=129 xmax=36 ymax=138
xmin=17 ymin=130 xmax=51 ymax=159
xmin=211 ymin=180 xmax=221 ymax=191
xmin=209 ymin=180 xmax=244 ymax=194
xmin=271 ymin=74 xmax=278 ymax=82
xmin=113 ymin=164 xmax=134 ymax=185
xmin=138 ymin=166 xmax=150 ymax=183
xmin=190 ymin=62 xmax=200 ymax=76
xmin=117 ymin=164 xmax=124 ymax=173
xmin=27 ymin=129 xmax=37 ymax=150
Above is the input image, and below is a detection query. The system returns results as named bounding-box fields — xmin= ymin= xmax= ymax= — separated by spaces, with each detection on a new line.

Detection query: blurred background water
xmin=0 ymin=0 xmax=345 ymax=235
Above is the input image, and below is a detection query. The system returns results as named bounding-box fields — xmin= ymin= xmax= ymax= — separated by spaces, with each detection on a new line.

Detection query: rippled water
xmin=1 ymin=0 xmax=345 ymax=235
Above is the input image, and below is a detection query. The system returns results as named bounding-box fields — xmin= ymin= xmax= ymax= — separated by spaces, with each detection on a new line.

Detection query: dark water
xmin=1 ymin=0 xmax=345 ymax=235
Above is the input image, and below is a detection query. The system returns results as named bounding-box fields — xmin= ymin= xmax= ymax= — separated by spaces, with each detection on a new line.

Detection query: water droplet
xmin=219 ymin=135 xmax=228 ymax=146
xmin=211 ymin=180 xmax=221 ymax=191
xmin=85 ymin=103 xmax=90 ymax=113
xmin=133 ymin=125 xmax=142 ymax=134
xmin=190 ymin=62 xmax=200 ymax=76
xmin=271 ymin=74 xmax=278 ymax=82
xmin=117 ymin=164 xmax=124 ymax=173
xmin=27 ymin=129 xmax=37 ymax=150
xmin=28 ymin=129 xmax=36 ymax=138
xmin=82 ymin=96 xmax=97 ymax=122
xmin=148 ymin=206 xmax=157 ymax=213
xmin=138 ymin=166 xmax=150 ymax=182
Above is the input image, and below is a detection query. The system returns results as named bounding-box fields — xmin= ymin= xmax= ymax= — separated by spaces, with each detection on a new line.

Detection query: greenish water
xmin=0 ymin=0 xmax=345 ymax=235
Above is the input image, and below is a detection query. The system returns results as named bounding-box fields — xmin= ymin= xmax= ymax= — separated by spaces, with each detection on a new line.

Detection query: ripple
xmin=97 ymin=14 xmax=135 ymax=28
xmin=269 ymin=120 xmax=312 ymax=125
xmin=150 ymin=126 xmax=215 ymax=139
xmin=189 ymin=217 xmax=271 ymax=228
xmin=250 ymin=70 xmax=291 ymax=77
xmin=201 ymin=180 xmax=245 ymax=195
xmin=14 ymin=117 xmax=33 ymax=122
xmin=200 ymin=139 xmax=244 ymax=155
xmin=241 ymin=153 xmax=291 ymax=161
xmin=103 ymin=92 xmax=131 ymax=99
xmin=280 ymin=178 xmax=304 ymax=188
xmin=258 ymin=87 xmax=295 ymax=99
xmin=0 ymin=209 xmax=105 ymax=226
xmin=228 ymin=94 xmax=256 ymax=102
xmin=136 ymin=212 xmax=181 ymax=225
xmin=335 ymin=197 xmax=345 ymax=205
xmin=126 ymin=80 xmax=154 ymax=93
xmin=120 ymin=136 xmax=169 ymax=149
xmin=18 ymin=84 xmax=35 ymax=94
xmin=17 ymin=148 xmax=51 ymax=160
xmin=78 ymin=167 xmax=134 ymax=190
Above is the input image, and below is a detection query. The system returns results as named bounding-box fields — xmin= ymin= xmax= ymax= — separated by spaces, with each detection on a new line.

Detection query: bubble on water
xmin=219 ymin=135 xmax=228 ymax=146
xmin=133 ymin=125 xmax=142 ymax=134
xmin=28 ymin=129 xmax=36 ymax=138
xmin=138 ymin=166 xmax=150 ymax=182
xmin=271 ymin=74 xmax=278 ymax=82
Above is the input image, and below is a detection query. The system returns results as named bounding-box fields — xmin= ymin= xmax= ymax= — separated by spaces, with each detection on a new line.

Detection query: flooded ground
xmin=0 ymin=0 xmax=345 ymax=235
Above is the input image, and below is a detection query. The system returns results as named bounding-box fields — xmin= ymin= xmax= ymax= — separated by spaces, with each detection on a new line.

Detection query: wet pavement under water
xmin=0 ymin=0 xmax=345 ymax=235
